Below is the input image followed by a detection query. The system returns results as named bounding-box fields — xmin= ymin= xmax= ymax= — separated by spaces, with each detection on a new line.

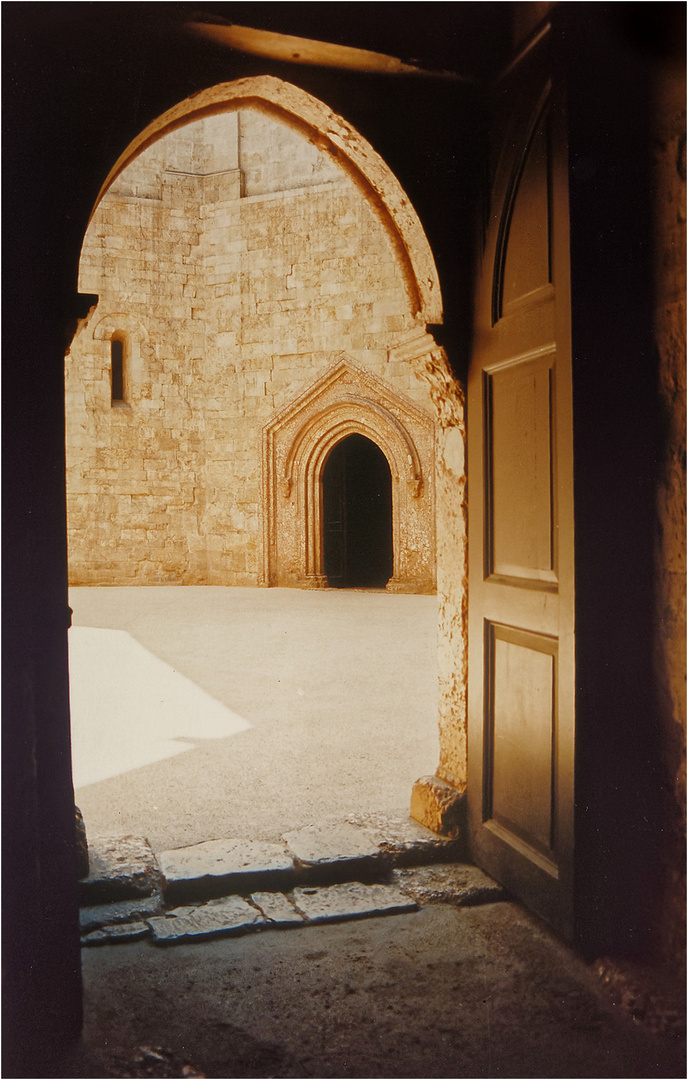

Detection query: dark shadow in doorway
xmin=322 ymin=434 xmax=393 ymax=588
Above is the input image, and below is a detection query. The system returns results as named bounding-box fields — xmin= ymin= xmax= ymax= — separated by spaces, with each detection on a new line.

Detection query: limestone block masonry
xmin=65 ymin=101 xmax=445 ymax=590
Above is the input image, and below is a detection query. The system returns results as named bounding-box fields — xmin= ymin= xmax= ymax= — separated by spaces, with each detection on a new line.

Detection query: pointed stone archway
xmin=90 ymin=76 xmax=443 ymax=327
xmin=70 ymin=71 xmax=469 ymax=874
xmin=262 ymin=356 xmax=436 ymax=592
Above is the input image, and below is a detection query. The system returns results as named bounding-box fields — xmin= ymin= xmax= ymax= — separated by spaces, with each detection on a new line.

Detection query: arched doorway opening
xmin=322 ymin=433 xmax=393 ymax=588
xmin=64 ymin=75 xmax=466 ymax=860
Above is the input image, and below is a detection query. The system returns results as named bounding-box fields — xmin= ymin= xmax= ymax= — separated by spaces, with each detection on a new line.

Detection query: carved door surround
xmin=262 ymin=356 xmax=435 ymax=591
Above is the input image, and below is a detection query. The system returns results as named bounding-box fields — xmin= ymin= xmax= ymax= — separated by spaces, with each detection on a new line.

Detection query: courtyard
xmin=69 ymin=586 xmax=439 ymax=854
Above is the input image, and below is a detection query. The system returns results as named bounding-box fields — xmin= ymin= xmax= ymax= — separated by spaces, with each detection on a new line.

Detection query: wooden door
xmin=467 ymin=35 xmax=575 ymax=938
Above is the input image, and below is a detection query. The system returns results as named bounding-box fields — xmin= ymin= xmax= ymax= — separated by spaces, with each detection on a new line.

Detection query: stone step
xmin=291 ymin=881 xmax=418 ymax=925
xmin=80 ymin=816 xmax=463 ymax=909
xmin=84 ymin=880 xmax=421 ymax=947
xmin=79 ymin=834 xmax=163 ymax=906
xmin=81 ymin=863 xmax=506 ymax=948
xmin=158 ymin=839 xmax=297 ymax=905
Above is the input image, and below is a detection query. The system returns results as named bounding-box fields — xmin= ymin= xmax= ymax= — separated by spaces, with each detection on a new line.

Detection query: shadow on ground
xmin=53 ymin=903 xmax=685 ymax=1078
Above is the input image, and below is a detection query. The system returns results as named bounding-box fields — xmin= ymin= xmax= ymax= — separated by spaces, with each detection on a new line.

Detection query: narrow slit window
xmin=111 ymin=338 xmax=124 ymax=403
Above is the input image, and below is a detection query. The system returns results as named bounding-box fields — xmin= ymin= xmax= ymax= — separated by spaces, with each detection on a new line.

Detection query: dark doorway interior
xmin=322 ymin=434 xmax=393 ymax=588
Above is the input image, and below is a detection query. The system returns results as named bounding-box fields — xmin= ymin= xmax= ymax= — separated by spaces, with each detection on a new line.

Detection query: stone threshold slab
xmin=393 ymin=863 xmax=507 ymax=907
xmin=251 ymin=891 xmax=306 ymax=927
xmin=344 ymin=812 xmax=465 ymax=867
xmin=79 ymin=868 xmax=508 ymax=947
xmin=158 ymin=839 xmax=296 ymax=904
xmin=148 ymin=882 xmax=419 ymax=943
xmin=80 ymin=894 xmax=164 ymax=933
xmin=81 ymin=881 xmax=424 ymax=946
xmin=282 ymin=823 xmax=391 ymax=885
xmin=292 ymin=882 xmax=419 ymax=924
xmin=80 ymin=816 xmax=467 ymax=909
xmin=80 ymin=835 xmax=162 ymax=906
xmin=82 ymin=921 xmax=151 ymax=947
xmin=148 ymin=896 xmax=266 ymax=944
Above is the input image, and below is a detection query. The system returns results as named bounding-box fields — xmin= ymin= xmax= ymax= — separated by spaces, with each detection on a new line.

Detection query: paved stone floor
xmin=69 ymin=587 xmax=439 ymax=853
xmin=55 ymin=902 xmax=685 ymax=1078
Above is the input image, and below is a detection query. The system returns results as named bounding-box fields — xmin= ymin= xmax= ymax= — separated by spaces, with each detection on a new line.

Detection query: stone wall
xmin=66 ymin=106 xmax=438 ymax=587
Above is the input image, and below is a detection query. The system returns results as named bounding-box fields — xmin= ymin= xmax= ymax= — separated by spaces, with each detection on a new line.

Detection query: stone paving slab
xmin=80 ymin=894 xmax=164 ymax=933
xmin=282 ymin=823 xmax=390 ymax=883
xmin=79 ymin=835 xmax=162 ymax=905
xmin=393 ymin=863 xmax=507 ymax=906
xmin=159 ymin=839 xmax=296 ymax=903
xmin=292 ymin=881 xmax=419 ymax=924
xmin=251 ymin=891 xmax=306 ymax=927
xmin=77 ymin=865 xmax=509 ymax=947
xmin=344 ymin=812 xmax=464 ymax=866
xmin=82 ymin=921 xmax=151 ymax=947
xmin=148 ymin=896 xmax=265 ymax=944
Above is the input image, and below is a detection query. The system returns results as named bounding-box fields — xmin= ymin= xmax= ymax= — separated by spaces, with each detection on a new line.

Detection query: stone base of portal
xmin=410 ymin=775 xmax=466 ymax=841
xmin=296 ymin=574 xmax=329 ymax=589
xmin=385 ymin=577 xmax=435 ymax=594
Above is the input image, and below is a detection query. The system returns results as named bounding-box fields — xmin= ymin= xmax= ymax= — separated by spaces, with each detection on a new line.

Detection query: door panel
xmin=468 ymin=34 xmax=575 ymax=939
xmin=502 ymin=123 xmax=552 ymax=309
xmin=488 ymin=624 xmax=557 ymax=864
xmin=486 ymin=350 xmax=556 ymax=586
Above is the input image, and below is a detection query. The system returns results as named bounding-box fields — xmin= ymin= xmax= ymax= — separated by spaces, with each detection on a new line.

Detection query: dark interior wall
xmin=560 ymin=3 xmax=686 ymax=965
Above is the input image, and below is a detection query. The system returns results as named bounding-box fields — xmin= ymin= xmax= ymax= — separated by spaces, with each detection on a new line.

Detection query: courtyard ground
xmin=69 ymin=586 xmax=439 ymax=852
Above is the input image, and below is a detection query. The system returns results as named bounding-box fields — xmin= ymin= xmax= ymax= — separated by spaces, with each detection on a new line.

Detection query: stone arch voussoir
xmin=92 ymin=312 xmax=147 ymax=343
xmin=91 ymin=76 xmax=442 ymax=325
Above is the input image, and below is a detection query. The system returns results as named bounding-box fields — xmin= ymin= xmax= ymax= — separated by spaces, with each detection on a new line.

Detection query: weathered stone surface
xmin=265 ymin=357 xmax=436 ymax=592
xmin=159 ymin=839 xmax=295 ymax=902
xmin=394 ymin=334 xmax=468 ymax=787
xmin=66 ymin=96 xmax=439 ymax=591
xmin=410 ymin=775 xmax=466 ymax=839
xmin=79 ymin=835 xmax=162 ymax=905
xmin=82 ymin=921 xmax=151 ymax=947
xmin=80 ymin=894 xmax=164 ymax=933
xmin=282 ymin=823 xmax=390 ymax=883
xmin=75 ymin=805 xmax=89 ymax=879
xmin=118 ymin=1045 xmax=206 ymax=1079
xmin=148 ymin=896 xmax=264 ymax=944
xmin=344 ymin=812 xmax=463 ymax=866
xmin=394 ymin=863 xmax=506 ymax=907
xmin=292 ymin=882 xmax=418 ymax=924
xmin=596 ymin=957 xmax=687 ymax=1036
xmin=250 ymin=892 xmax=306 ymax=927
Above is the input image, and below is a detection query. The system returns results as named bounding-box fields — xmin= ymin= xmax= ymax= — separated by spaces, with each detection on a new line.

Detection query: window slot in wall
xmin=111 ymin=337 xmax=124 ymax=403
